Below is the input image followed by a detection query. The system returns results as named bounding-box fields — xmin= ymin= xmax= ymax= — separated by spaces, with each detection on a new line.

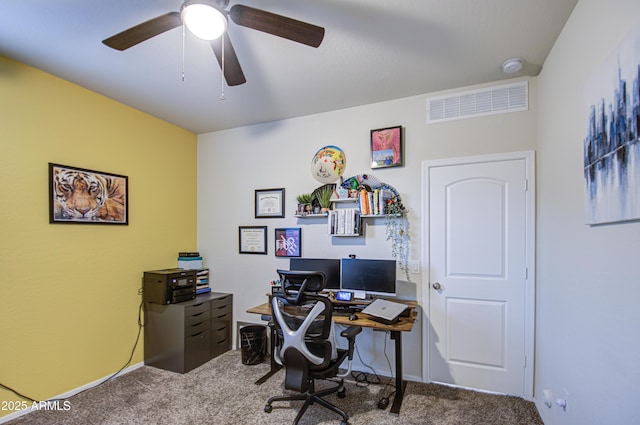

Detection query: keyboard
xmin=332 ymin=305 xmax=356 ymax=316
xmin=332 ymin=304 xmax=367 ymax=317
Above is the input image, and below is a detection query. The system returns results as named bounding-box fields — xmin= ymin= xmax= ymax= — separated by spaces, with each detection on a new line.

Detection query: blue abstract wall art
xmin=584 ymin=21 xmax=640 ymax=225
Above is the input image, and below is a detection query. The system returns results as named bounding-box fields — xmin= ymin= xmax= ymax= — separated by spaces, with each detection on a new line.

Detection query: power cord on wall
xmin=0 ymin=297 xmax=144 ymax=404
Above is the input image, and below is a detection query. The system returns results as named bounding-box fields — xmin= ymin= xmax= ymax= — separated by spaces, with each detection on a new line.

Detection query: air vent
xmin=427 ymin=81 xmax=528 ymax=124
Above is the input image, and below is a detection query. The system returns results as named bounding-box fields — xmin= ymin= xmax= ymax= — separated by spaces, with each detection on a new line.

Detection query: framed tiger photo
xmin=49 ymin=163 xmax=128 ymax=225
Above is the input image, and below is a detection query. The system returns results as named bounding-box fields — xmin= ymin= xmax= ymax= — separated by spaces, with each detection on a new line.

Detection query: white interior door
xmin=423 ymin=152 xmax=534 ymax=397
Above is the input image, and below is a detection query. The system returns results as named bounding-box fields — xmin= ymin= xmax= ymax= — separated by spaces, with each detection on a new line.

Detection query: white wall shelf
xmin=295 ymin=181 xmax=405 ymax=237
xmin=293 ymin=213 xmax=328 ymax=218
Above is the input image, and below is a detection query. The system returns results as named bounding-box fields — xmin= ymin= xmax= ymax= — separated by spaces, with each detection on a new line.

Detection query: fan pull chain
xmin=181 ymin=24 xmax=186 ymax=82
xmin=220 ymin=35 xmax=226 ymax=100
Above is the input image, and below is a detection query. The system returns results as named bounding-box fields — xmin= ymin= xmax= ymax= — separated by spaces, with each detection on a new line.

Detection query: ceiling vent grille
xmin=427 ymin=81 xmax=528 ymax=124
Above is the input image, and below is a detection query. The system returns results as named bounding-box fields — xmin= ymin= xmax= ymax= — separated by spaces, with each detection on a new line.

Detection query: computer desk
xmin=246 ymin=298 xmax=417 ymax=416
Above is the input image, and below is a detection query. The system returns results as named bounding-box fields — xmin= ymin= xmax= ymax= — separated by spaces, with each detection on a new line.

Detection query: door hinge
xmin=524 ymin=179 xmax=529 ymax=191
xmin=524 ymin=267 xmax=528 ymax=280
xmin=523 ymin=355 xmax=527 ymax=368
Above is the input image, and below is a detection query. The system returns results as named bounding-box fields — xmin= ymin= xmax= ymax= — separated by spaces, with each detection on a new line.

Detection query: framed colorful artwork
xmin=49 ymin=163 xmax=128 ymax=225
xmin=274 ymin=227 xmax=301 ymax=257
xmin=370 ymin=125 xmax=403 ymax=169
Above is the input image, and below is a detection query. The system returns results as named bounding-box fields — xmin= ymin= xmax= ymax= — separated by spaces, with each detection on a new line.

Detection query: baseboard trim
xmin=533 ymin=396 xmax=549 ymax=424
xmin=0 ymin=362 xmax=144 ymax=424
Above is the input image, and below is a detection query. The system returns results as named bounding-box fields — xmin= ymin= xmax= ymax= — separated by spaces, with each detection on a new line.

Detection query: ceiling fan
xmin=102 ymin=0 xmax=325 ymax=86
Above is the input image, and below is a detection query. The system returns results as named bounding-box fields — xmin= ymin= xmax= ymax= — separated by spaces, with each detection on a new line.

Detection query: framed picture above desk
xmin=239 ymin=226 xmax=267 ymax=254
xmin=255 ymin=188 xmax=285 ymax=218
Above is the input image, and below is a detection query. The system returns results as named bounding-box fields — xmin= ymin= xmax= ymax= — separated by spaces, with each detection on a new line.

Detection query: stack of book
xmin=327 ymin=208 xmax=361 ymax=235
xmin=196 ymin=269 xmax=210 ymax=294
xmin=178 ymin=251 xmax=203 ymax=269
xmin=358 ymin=188 xmax=390 ymax=216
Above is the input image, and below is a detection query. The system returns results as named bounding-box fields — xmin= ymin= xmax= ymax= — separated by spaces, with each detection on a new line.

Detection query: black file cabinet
xmin=144 ymin=292 xmax=233 ymax=373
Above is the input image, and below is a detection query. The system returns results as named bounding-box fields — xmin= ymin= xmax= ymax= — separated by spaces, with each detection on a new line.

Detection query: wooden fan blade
xmin=229 ymin=5 xmax=324 ymax=48
xmin=102 ymin=12 xmax=182 ymax=51
xmin=211 ymin=33 xmax=247 ymax=86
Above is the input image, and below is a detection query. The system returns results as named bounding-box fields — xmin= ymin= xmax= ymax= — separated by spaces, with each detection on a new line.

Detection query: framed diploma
xmin=239 ymin=226 xmax=268 ymax=254
xmin=255 ymin=188 xmax=285 ymax=218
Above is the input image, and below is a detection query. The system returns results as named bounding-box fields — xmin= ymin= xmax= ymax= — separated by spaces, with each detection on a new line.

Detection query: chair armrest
xmin=340 ymin=325 xmax=362 ymax=340
xmin=339 ymin=325 xmax=362 ymax=361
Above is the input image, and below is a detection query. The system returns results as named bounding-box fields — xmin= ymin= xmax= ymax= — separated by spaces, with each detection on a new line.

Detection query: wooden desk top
xmin=247 ymin=301 xmax=416 ymax=333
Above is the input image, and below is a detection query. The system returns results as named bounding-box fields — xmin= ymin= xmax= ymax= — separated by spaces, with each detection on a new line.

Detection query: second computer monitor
xmin=289 ymin=258 xmax=341 ymax=290
xmin=340 ymin=258 xmax=397 ymax=296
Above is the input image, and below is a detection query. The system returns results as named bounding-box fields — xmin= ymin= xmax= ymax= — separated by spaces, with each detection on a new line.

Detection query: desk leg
xmin=254 ymin=325 xmax=281 ymax=385
xmin=389 ymin=330 xmax=407 ymax=416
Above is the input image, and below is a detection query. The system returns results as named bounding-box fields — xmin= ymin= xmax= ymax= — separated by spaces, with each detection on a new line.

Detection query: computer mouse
xmin=348 ymin=313 xmax=358 ymax=321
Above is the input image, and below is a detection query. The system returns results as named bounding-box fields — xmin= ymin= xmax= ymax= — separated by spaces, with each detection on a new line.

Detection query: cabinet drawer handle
xmin=217 ymin=326 xmax=226 ymax=331
xmin=192 ymin=321 xmax=204 ymax=327
xmin=216 ymin=305 xmax=228 ymax=310
xmin=192 ymin=331 xmax=203 ymax=337
xmin=192 ymin=312 xmax=204 ymax=317
xmin=192 ymin=303 xmax=204 ymax=307
xmin=217 ymin=338 xmax=228 ymax=344
xmin=216 ymin=314 xmax=227 ymax=319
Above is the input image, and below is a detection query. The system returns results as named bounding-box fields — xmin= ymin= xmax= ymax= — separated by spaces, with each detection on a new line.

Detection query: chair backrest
xmin=271 ymin=270 xmax=335 ymax=392
xmin=276 ymin=269 xmax=327 ymax=305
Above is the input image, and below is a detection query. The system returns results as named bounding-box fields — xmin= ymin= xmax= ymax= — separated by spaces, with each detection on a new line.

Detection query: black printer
xmin=143 ymin=268 xmax=196 ymax=304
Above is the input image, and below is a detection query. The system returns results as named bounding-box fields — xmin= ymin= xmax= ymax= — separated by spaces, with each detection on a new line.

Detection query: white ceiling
xmin=0 ymin=0 xmax=577 ymax=134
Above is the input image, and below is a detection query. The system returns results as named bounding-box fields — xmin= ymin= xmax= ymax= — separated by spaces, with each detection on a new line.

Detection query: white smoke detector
xmin=501 ymin=58 xmax=523 ymax=74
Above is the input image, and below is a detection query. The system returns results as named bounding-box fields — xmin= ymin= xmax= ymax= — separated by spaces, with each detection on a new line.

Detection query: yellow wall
xmin=0 ymin=56 xmax=197 ymax=415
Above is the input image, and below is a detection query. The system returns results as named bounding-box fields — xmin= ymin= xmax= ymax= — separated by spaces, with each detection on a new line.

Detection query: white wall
xmin=197 ymin=78 xmax=537 ymax=381
xmin=198 ymin=3 xmax=640 ymax=423
xmin=535 ymin=1 xmax=640 ymax=425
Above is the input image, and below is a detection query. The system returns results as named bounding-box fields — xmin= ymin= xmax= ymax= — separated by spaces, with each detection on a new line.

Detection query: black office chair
xmin=264 ymin=269 xmax=362 ymax=425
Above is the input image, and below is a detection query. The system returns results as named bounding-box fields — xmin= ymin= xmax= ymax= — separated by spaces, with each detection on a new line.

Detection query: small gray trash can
xmin=240 ymin=325 xmax=267 ymax=365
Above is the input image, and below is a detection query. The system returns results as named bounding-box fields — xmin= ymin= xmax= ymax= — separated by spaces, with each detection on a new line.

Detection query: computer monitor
xmin=289 ymin=258 xmax=341 ymax=290
xmin=340 ymin=258 xmax=396 ymax=297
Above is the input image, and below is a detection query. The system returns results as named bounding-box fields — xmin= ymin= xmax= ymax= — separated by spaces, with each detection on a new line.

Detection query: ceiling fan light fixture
xmin=181 ymin=1 xmax=227 ymax=41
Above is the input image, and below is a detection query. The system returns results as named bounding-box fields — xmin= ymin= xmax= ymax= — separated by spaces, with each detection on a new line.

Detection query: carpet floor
xmin=5 ymin=351 xmax=543 ymax=425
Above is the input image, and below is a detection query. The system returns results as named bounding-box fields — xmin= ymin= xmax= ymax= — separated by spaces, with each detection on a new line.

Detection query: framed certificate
xmin=255 ymin=188 xmax=285 ymax=218
xmin=239 ymin=226 xmax=267 ymax=254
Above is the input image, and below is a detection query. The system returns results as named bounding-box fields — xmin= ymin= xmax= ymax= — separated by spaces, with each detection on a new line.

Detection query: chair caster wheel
xmin=337 ymin=388 xmax=346 ymax=399
xmin=264 ymin=404 xmax=273 ymax=413
xmin=340 ymin=421 xmax=349 ymax=425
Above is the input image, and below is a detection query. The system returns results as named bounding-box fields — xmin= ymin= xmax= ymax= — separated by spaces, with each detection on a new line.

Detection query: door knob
xmin=432 ymin=282 xmax=441 ymax=290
